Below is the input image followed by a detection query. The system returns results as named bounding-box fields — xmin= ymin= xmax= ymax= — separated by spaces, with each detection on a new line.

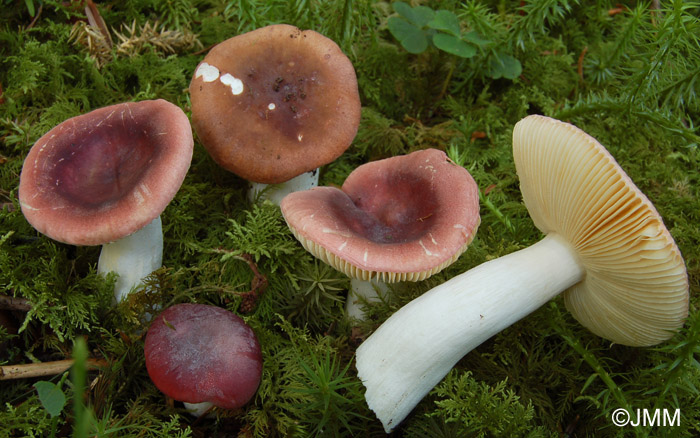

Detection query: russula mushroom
xmin=144 ymin=303 xmax=262 ymax=415
xmin=280 ymin=148 xmax=480 ymax=319
xmin=18 ymin=99 xmax=193 ymax=302
xmin=355 ymin=115 xmax=690 ymax=432
xmin=189 ymin=24 xmax=361 ymax=204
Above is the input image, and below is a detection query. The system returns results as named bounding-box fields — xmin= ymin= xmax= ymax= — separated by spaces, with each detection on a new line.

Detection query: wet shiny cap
xmin=144 ymin=303 xmax=263 ymax=410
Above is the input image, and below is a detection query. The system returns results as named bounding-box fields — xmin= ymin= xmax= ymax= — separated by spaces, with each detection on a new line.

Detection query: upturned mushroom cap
xmin=18 ymin=99 xmax=193 ymax=246
xmin=280 ymin=148 xmax=480 ymax=282
xmin=189 ymin=24 xmax=361 ymax=184
xmin=144 ymin=303 xmax=263 ymax=410
xmin=513 ymin=115 xmax=689 ymax=346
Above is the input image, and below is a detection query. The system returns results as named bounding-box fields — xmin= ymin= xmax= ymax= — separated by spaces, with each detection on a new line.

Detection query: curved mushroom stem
xmin=355 ymin=233 xmax=584 ymax=433
xmin=97 ymin=216 xmax=163 ymax=303
xmin=346 ymin=278 xmax=390 ymax=321
xmin=249 ymin=169 xmax=319 ymax=205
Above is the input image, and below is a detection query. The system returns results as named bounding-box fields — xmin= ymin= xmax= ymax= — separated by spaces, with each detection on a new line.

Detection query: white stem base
xmin=97 ymin=216 xmax=163 ymax=303
xmin=346 ymin=278 xmax=390 ymax=321
xmin=183 ymin=401 xmax=214 ymax=417
xmin=355 ymin=234 xmax=584 ymax=433
xmin=248 ymin=169 xmax=319 ymax=205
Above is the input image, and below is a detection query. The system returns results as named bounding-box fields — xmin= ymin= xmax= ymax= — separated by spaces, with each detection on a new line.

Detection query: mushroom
xmin=280 ymin=148 xmax=480 ymax=319
xmin=144 ymin=303 xmax=262 ymax=415
xmin=189 ymin=24 xmax=361 ymax=204
xmin=18 ymin=99 xmax=193 ymax=302
xmin=355 ymin=115 xmax=690 ymax=432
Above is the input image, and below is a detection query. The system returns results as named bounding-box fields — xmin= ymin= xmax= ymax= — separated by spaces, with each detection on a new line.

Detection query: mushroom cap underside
xmin=144 ymin=303 xmax=263 ymax=410
xmin=281 ymin=148 xmax=481 ymax=282
xmin=19 ymin=99 xmax=194 ymax=246
xmin=189 ymin=24 xmax=361 ymax=184
xmin=513 ymin=115 xmax=689 ymax=346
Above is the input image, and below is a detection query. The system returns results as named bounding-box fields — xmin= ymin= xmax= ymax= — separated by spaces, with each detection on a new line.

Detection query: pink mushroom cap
xmin=18 ymin=99 xmax=193 ymax=245
xmin=144 ymin=303 xmax=263 ymax=410
xmin=280 ymin=148 xmax=481 ymax=282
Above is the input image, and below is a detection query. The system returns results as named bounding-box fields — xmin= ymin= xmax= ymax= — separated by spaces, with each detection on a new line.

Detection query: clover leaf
xmin=392 ymin=2 xmax=434 ymax=27
xmin=489 ymin=52 xmax=523 ymax=80
xmin=388 ymin=16 xmax=428 ymax=54
xmin=433 ymin=33 xmax=476 ymax=58
xmin=34 ymin=381 xmax=67 ymax=418
xmin=427 ymin=10 xmax=461 ymax=37
xmin=387 ymin=2 xmax=521 ymax=80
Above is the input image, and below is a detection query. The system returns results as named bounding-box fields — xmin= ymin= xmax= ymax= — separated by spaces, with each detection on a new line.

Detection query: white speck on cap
xmin=220 ymin=74 xmax=244 ymax=95
xmin=418 ymin=240 xmax=439 ymax=257
xmin=268 ymin=103 xmax=276 ymax=110
xmin=195 ymin=62 xmax=220 ymax=82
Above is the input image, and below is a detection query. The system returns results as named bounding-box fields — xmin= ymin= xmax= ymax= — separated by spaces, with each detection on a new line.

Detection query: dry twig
xmin=0 ymin=294 xmax=32 ymax=312
xmin=0 ymin=358 xmax=107 ymax=380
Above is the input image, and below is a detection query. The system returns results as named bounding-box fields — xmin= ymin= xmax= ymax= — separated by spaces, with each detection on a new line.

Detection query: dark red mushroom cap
xmin=18 ymin=99 xmax=193 ymax=245
xmin=280 ymin=149 xmax=481 ymax=282
xmin=144 ymin=303 xmax=263 ymax=410
xmin=189 ymin=24 xmax=361 ymax=184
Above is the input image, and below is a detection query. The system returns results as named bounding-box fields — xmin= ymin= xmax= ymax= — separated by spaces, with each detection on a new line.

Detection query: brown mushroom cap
xmin=19 ymin=99 xmax=193 ymax=246
xmin=513 ymin=115 xmax=689 ymax=346
xmin=281 ymin=149 xmax=481 ymax=282
xmin=189 ymin=24 xmax=361 ymax=184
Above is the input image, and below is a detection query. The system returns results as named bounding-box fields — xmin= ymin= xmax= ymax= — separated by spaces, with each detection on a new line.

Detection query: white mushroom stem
xmin=97 ymin=216 xmax=163 ymax=303
xmin=249 ymin=169 xmax=319 ymax=205
xmin=346 ymin=278 xmax=390 ymax=321
xmin=183 ymin=401 xmax=214 ymax=418
xmin=355 ymin=233 xmax=584 ymax=433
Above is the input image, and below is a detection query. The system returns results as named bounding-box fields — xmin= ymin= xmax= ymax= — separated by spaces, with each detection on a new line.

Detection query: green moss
xmin=1 ymin=0 xmax=699 ymax=436
xmin=406 ymin=370 xmax=559 ymax=438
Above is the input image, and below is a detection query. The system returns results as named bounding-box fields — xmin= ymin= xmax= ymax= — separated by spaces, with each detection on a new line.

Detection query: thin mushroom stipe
xmin=97 ymin=216 xmax=162 ymax=302
xmin=355 ymin=115 xmax=689 ymax=433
